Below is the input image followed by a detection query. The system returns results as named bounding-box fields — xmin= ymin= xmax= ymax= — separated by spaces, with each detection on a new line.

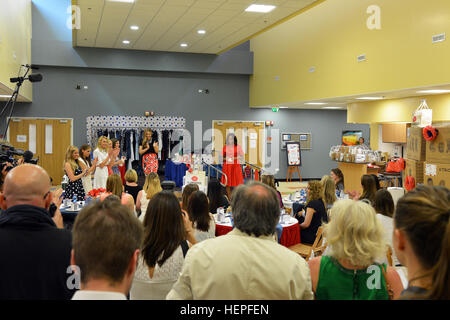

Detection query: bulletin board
xmin=286 ymin=142 xmax=302 ymax=167
xmin=281 ymin=132 xmax=312 ymax=150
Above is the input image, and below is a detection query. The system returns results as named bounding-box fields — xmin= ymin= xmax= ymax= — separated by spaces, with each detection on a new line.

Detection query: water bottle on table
xmin=72 ymin=195 xmax=77 ymax=211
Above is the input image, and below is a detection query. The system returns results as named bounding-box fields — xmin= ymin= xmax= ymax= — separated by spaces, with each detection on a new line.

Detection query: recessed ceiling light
xmin=122 ymin=40 xmax=130 ymax=44
xmin=355 ymin=97 xmax=384 ymax=100
xmin=130 ymin=25 xmax=139 ymax=30
xmin=197 ymin=30 xmax=206 ymax=34
xmin=416 ymin=89 xmax=450 ymax=94
xmin=323 ymin=106 xmax=344 ymax=109
xmin=245 ymin=4 xmax=276 ymax=13
xmin=109 ymin=0 xmax=135 ymax=3
xmin=305 ymin=102 xmax=327 ymax=105
xmin=279 ymin=106 xmax=288 ymax=109
xmin=180 ymin=43 xmax=188 ymax=47
xmin=0 ymin=95 xmax=12 ymax=98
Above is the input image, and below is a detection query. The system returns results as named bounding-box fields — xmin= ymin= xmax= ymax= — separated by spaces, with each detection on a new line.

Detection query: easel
xmin=285 ymin=141 xmax=302 ymax=182
xmin=287 ymin=166 xmax=302 ymax=182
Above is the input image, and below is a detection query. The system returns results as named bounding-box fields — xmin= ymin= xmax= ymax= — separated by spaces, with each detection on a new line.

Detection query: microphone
xmin=10 ymin=74 xmax=43 ymax=83
xmin=10 ymin=77 xmax=24 ymax=83
xmin=28 ymin=74 xmax=43 ymax=83
xmin=21 ymin=64 xmax=40 ymax=70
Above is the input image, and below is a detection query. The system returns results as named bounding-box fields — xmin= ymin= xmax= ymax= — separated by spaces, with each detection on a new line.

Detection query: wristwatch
xmin=49 ymin=203 xmax=57 ymax=218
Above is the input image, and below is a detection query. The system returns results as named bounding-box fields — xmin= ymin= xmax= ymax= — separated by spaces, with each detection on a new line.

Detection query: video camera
xmin=0 ymin=144 xmax=38 ymax=172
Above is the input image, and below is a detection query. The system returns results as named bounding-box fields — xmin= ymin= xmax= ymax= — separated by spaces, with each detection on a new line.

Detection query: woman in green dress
xmin=308 ymin=199 xmax=404 ymax=300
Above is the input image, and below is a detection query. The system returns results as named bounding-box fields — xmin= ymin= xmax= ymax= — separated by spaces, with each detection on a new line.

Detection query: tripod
xmin=0 ymin=65 xmax=42 ymax=140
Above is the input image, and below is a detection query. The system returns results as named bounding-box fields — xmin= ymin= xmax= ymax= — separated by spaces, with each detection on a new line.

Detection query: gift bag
xmin=412 ymin=100 xmax=432 ymax=127
xmin=385 ymin=158 xmax=405 ymax=173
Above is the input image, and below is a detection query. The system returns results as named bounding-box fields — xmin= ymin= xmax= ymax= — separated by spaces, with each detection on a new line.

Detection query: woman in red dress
xmin=222 ymin=133 xmax=244 ymax=198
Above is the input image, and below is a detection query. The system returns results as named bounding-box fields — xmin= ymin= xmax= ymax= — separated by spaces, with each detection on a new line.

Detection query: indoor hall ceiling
xmin=251 ymin=83 xmax=450 ymax=110
xmin=73 ymin=0 xmax=317 ymax=54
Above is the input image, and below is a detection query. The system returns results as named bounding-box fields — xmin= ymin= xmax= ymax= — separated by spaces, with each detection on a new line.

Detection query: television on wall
xmin=342 ymin=130 xmax=363 ymax=146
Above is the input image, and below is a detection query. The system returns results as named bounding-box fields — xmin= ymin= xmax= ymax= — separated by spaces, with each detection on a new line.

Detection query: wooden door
xmin=212 ymin=121 xmax=264 ymax=168
xmin=8 ymin=118 xmax=72 ymax=185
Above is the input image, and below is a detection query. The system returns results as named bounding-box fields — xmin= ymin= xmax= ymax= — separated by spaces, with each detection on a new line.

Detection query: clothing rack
xmin=86 ymin=116 xmax=186 ymax=174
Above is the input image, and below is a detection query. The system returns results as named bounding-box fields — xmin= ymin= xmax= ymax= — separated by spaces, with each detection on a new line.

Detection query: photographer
xmin=0 ymin=161 xmax=14 ymax=192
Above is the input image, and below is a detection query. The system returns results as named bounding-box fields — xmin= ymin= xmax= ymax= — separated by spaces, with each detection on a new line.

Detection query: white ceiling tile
xmin=75 ymin=0 xmax=317 ymax=53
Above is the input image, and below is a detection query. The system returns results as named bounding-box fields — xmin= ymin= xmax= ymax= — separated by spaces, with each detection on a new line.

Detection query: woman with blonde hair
xmin=321 ymin=175 xmax=337 ymax=209
xmin=308 ymin=199 xmax=404 ymax=300
xmin=136 ymin=172 xmax=162 ymax=221
xmin=99 ymin=174 xmax=135 ymax=213
xmin=93 ymin=136 xmax=111 ymax=189
xmin=393 ymin=185 xmax=450 ymax=299
xmin=298 ymin=180 xmax=327 ymax=244
xmin=63 ymin=145 xmax=87 ymax=200
xmin=139 ymin=129 xmax=159 ymax=175
xmin=124 ymin=169 xmax=140 ymax=203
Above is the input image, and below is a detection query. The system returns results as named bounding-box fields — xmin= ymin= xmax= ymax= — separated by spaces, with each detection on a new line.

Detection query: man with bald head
xmin=0 ymin=164 xmax=75 ymax=299
xmin=167 ymin=181 xmax=313 ymax=300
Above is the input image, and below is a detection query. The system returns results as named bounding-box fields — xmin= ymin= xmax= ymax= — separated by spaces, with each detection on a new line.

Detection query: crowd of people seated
xmin=0 ymin=149 xmax=449 ymax=300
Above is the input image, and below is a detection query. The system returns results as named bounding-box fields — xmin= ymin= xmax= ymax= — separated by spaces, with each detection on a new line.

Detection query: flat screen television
xmin=342 ymin=130 xmax=363 ymax=146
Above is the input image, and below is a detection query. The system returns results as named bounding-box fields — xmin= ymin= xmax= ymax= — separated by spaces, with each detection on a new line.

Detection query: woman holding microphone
xmin=139 ymin=129 xmax=159 ymax=176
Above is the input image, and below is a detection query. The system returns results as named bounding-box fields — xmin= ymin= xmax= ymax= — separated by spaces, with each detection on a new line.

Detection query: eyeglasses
xmin=43 ymin=191 xmax=51 ymax=200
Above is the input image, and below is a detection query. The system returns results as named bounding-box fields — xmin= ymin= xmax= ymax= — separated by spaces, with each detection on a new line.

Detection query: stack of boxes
xmin=404 ymin=127 xmax=426 ymax=187
xmin=424 ymin=126 xmax=450 ymax=188
xmin=405 ymin=125 xmax=450 ymax=189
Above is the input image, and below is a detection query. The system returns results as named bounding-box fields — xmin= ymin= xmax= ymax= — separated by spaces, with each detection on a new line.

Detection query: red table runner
xmin=215 ymin=222 xmax=301 ymax=247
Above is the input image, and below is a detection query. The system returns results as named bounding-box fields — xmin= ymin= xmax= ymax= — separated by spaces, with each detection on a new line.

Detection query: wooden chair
xmin=288 ymin=226 xmax=324 ymax=261
xmin=313 ymin=241 xmax=327 ymax=257
xmin=386 ymin=245 xmax=393 ymax=267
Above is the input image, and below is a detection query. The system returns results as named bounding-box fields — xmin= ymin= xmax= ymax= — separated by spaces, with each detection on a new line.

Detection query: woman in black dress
xmin=139 ymin=129 xmax=159 ymax=175
xmin=64 ymin=145 xmax=87 ymax=200
xmin=298 ymin=180 xmax=328 ymax=244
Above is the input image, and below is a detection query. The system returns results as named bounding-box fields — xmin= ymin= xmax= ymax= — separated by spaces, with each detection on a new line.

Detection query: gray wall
xmin=14 ymin=65 xmax=368 ymax=179
xmin=8 ymin=0 xmax=370 ymax=180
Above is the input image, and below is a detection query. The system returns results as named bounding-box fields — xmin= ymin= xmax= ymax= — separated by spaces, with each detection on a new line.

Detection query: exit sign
xmin=272 ymin=107 xmax=279 ymax=112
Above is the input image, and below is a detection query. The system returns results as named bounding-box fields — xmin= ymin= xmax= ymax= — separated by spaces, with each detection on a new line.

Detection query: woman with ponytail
xmin=393 ymin=185 xmax=450 ymax=299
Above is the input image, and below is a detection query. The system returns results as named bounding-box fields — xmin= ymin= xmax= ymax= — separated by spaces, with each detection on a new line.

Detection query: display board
xmin=286 ymin=142 xmax=302 ymax=167
xmin=281 ymin=132 xmax=311 ymax=150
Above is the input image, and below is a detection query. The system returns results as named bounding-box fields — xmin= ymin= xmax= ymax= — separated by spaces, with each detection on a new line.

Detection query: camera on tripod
xmin=0 ymin=144 xmax=38 ymax=172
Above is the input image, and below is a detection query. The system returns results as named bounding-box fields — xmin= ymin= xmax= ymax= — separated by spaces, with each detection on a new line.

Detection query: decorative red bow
xmin=423 ymin=126 xmax=438 ymax=141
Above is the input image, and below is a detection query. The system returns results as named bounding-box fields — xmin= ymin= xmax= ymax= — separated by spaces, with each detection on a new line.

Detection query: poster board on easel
xmin=286 ymin=142 xmax=301 ymax=167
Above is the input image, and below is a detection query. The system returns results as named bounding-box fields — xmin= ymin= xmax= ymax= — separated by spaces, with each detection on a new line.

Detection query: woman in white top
xmin=130 ymin=191 xmax=197 ymax=300
xmin=373 ymin=189 xmax=401 ymax=266
xmin=93 ymin=136 xmax=111 ymax=189
xmin=78 ymin=144 xmax=97 ymax=194
xmin=136 ymin=172 xmax=162 ymax=221
xmin=186 ymin=190 xmax=216 ymax=242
